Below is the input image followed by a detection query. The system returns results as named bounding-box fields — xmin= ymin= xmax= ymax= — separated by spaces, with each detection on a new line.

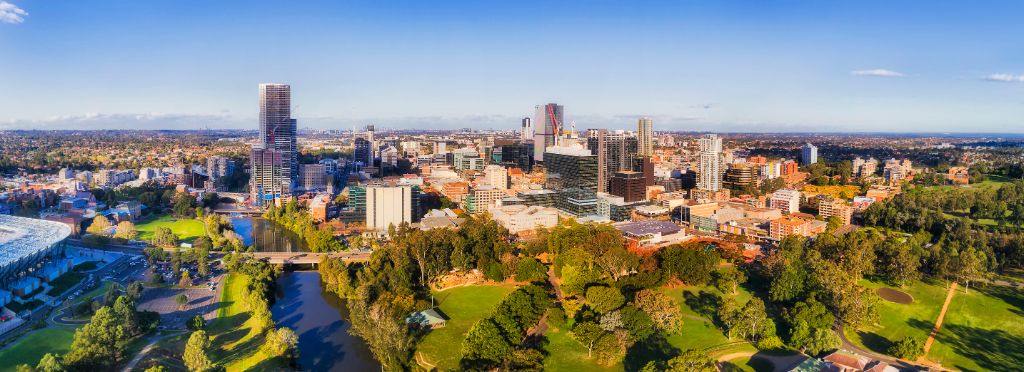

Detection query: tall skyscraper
xmin=586 ymin=129 xmax=638 ymax=193
xmin=258 ymin=84 xmax=297 ymax=175
xmin=698 ymin=134 xmax=723 ymax=191
xmin=252 ymin=83 xmax=298 ymax=206
xmin=533 ymin=103 xmax=564 ymax=162
xmin=637 ymin=117 xmax=653 ymax=156
xmin=520 ymin=117 xmax=533 ymax=141
xmin=802 ymin=143 xmax=818 ymax=165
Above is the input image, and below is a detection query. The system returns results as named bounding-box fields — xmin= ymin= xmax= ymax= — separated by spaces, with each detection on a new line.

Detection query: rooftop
xmin=0 ymin=215 xmax=72 ymax=269
xmin=615 ymin=220 xmax=681 ymax=237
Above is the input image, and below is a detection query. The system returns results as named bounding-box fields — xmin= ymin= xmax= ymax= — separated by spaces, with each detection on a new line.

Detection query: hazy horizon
xmin=2 ymin=1 xmax=1023 ymax=133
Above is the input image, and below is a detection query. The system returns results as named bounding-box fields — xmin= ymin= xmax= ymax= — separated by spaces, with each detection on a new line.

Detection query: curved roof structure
xmin=0 ymin=215 xmax=72 ymax=270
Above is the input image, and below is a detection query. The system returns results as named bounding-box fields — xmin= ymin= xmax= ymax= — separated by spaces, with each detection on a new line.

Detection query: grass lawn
xmin=843 ymin=279 xmax=948 ymax=355
xmin=720 ymin=355 xmax=774 ymax=372
xmin=46 ymin=272 xmax=86 ymax=296
xmin=0 ymin=326 xmax=78 ymax=371
xmin=136 ymin=215 xmax=206 ymax=244
xmin=544 ymin=323 xmax=622 ymax=371
xmin=415 ymin=284 xmax=518 ymax=370
xmin=925 ymin=284 xmax=1024 ymax=371
xmin=660 ymin=285 xmax=755 ymax=354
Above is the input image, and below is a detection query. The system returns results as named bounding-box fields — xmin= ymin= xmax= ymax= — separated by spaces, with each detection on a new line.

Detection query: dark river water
xmin=272 ymin=271 xmax=380 ymax=371
xmin=230 ymin=217 xmax=310 ymax=252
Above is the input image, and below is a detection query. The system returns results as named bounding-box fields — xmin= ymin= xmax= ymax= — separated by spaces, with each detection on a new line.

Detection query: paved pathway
xmin=121 ymin=333 xmax=175 ymax=372
xmin=920 ymin=282 xmax=958 ymax=361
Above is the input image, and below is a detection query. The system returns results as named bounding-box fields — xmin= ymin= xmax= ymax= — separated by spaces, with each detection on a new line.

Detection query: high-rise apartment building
xmin=802 ymin=143 xmax=818 ymax=165
xmin=252 ymin=84 xmax=298 ymax=206
xmin=533 ymin=103 xmax=564 ymax=162
xmin=698 ymin=134 xmax=723 ymax=191
xmin=586 ymin=129 xmax=639 ymax=193
xmin=207 ymin=156 xmax=233 ymax=181
xmin=251 ymin=147 xmax=291 ymax=203
xmin=258 ymin=84 xmax=297 ymax=175
xmin=637 ymin=117 xmax=653 ymax=156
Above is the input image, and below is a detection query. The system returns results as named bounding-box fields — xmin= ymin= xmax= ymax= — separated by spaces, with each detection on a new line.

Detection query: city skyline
xmin=2 ymin=1 xmax=1024 ymax=133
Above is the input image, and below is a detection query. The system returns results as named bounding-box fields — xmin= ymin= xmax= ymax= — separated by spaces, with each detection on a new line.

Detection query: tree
xmin=86 ymin=216 xmax=113 ymax=238
xmin=263 ymin=327 xmax=300 ymax=362
xmin=152 ymin=227 xmax=179 ymax=247
xmin=35 ymin=353 xmax=65 ymax=372
xmin=659 ymin=245 xmax=720 ymax=285
xmin=348 ymin=297 xmax=415 ymax=370
xmin=462 ymin=320 xmax=512 ymax=368
xmin=619 ymin=305 xmax=655 ymax=341
xmin=889 ymin=337 xmax=924 ymax=360
xmin=179 ymin=270 xmax=192 ymax=287
xmin=64 ymin=307 xmax=126 ymax=369
xmin=515 ymin=257 xmax=547 ymax=282
xmin=731 ymin=298 xmax=778 ymax=346
xmin=632 ymin=289 xmax=683 ymax=332
xmin=196 ymin=249 xmax=210 ymax=277
xmin=712 ymin=268 xmax=747 ymax=295
xmin=144 ymin=366 xmax=166 ymax=372
xmin=801 ymin=327 xmax=841 ymax=355
xmin=187 ymin=314 xmax=206 ymax=331
xmin=176 ymin=294 xmax=189 ymax=310
xmin=183 ymin=330 xmax=214 ymax=372
xmin=112 ymin=296 xmax=140 ymax=337
xmin=125 ymin=281 xmax=144 ymax=302
xmin=953 ymin=246 xmax=986 ymax=290
xmin=570 ymin=322 xmax=605 ymax=358
xmin=114 ymin=221 xmax=138 ymax=240
xmin=666 ymin=349 xmax=717 ymax=372
xmin=586 ymin=286 xmax=625 ymax=313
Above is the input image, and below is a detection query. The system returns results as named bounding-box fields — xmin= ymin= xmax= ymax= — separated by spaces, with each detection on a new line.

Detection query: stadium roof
xmin=0 ymin=215 xmax=72 ymax=268
xmin=614 ymin=220 xmax=681 ymax=237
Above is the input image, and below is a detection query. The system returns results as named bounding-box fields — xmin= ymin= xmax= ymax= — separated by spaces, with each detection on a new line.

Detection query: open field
xmin=0 ymin=326 xmax=78 ymax=372
xmin=926 ymin=284 xmax=1024 ymax=371
xmin=543 ymin=324 xmax=622 ymax=371
xmin=660 ymin=285 xmax=755 ymax=353
xmin=136 ymin=215 xmax=206 ymax=244
xmin=843 ymin=279 xmax=947 ymax=354
xmin=415 ymin=284 xmax=518 ymax=370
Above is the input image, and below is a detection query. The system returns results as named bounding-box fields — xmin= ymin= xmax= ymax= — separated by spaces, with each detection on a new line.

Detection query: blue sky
xmin=1 ymin=0 xmax=1022 ymax=132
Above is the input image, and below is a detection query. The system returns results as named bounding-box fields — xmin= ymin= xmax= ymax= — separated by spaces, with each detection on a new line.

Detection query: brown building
xmin=610 ymin=171 xmax=646 ymax=202
xmin=818 ymin=196 xmax=853 ymax=226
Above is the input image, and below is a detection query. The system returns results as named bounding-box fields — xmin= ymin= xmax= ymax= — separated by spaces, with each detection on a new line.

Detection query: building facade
xmin=698 ymin=134 xmax=723 ymax=191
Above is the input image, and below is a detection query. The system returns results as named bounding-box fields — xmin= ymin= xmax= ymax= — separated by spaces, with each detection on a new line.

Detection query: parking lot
xmin=136 ymin=279 xmax=221 ymax=329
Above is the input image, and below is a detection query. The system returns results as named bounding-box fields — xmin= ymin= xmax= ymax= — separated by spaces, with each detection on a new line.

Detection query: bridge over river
xmin=250 ymin=251 xmax=371 ymax=265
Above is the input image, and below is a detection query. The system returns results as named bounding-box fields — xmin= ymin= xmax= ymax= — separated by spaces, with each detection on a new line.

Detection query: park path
xmin=920 ymin=282 xmax=958 ymax=361
xmin=121 ymin=334 xmax=164 ymax=372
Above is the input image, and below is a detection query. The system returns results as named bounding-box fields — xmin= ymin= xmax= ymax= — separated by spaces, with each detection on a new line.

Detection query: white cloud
xmin=0 ymin=1 xmax=27 ymax=24
xmin=1 ymin=112 xmax=249 ymax=130
xmin=851 ymin=69 xmax=905 ymax=78
xmin=982 ymin=73 xmax=1024 ymax=83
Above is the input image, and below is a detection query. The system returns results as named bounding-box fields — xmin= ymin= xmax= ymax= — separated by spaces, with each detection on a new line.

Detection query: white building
xmin=483 ymin=165 xmax=508 ymax=190
xmin=365 ymin=186 xmax=415 ymax=232
xmin=769 ymin=189 xmax=801 ymax=214
xmin=490 ymin=205 xmax=559 ymax=234
xmin=802 ymin=143 xmax=818 ymax=165
xmin=698 ymin=134 xmax=723 ymax=191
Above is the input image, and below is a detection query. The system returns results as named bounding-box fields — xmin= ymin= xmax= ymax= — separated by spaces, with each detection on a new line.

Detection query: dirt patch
xmin=876 ymin=287 xmax=914 ymax=304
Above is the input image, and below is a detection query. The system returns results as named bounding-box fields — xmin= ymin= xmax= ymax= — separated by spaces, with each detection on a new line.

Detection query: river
xmin=272 ymin=271 xmax=380 ymax=371
xmin=230 ymin=217 xmax=310 ymax=252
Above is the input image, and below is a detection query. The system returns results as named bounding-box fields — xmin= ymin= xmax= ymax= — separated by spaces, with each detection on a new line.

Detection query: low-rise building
xmin=491 ymin=205 xmax=559 ymax=234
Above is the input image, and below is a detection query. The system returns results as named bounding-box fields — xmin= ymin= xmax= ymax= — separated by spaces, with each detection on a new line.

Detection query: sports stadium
xmin=0 ymin=215 xmax=73 ymax=308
